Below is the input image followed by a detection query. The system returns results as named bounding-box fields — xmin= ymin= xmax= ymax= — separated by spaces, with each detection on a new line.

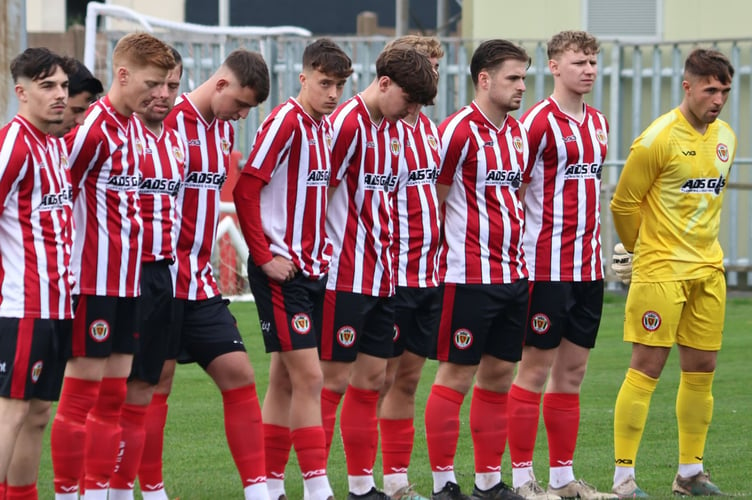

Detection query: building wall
xmin=663 ymin=0 xmax=752 ymax=39
xmin=26 ymin=0 xmax=66 ymax=32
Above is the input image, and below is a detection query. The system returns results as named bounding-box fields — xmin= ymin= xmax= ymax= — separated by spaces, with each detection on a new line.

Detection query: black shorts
xmin=69 ymin=295 xmax=140 ymax=358
xmin=0 ymin=317 xmax=70 ymax=401
xmin=248 ymin=264 xmax=325 ymax=353
xmin=175 ymin=295 xmax=246 ymax=370
xmin=130 ymin=261 xmax=179 ymax=384
xmin=392 ymin=286 xmax=441 ymax=358
xmin=524 ymin=280 xmax=604 ymax=350
xmin=431 ymin=281 xmax=528 ymax=365
xmin=319 ymin=290 xmax=395 ymax=362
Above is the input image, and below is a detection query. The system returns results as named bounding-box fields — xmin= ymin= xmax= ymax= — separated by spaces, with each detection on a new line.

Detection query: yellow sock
xmin=614 ymin=368 xmax=658 ymax=468
xmin=676 ymin=371 xmax=714 ymax=464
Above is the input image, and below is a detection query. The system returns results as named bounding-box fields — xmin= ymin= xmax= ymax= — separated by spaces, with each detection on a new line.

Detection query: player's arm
xmin=64 ymin=122 xmax=102 ymax=189
xmin=610 ymin=139 xmax=662 ymax=251
xmin=0 ymin=137 xmax=26 ymax=218
xmin=327 ymin=113 xmax=359 ymax=200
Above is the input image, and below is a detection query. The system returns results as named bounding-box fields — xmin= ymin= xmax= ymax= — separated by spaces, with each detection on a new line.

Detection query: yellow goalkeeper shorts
xmin=623 ymin=270 xmax=725 ymax=350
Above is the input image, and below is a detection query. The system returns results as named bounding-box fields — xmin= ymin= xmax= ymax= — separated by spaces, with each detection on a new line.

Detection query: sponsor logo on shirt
xmin=680 ymin=175 xmax=726 ymax=195
xmin=187 ymin=139 xmax=201 ymax=147
xmin=363 ymin=172 xmax=397 ymax=191
xmin=485 ymin=169 xmax=522 ymax=188
xmin=406 ymin=167 xmax=438 ymax=186
xmin=306 ymin=169 xmax=330 ymax=187
xmin=39 ymin=187 xmax=73 ymax=211
xmin=563 ymin=163 xmax=602 ymax=180
xmin=139 ymin=177 xmax=182 ymax=196
xmin=106 ymin=175 xmax=140 ymax=192
xmin=183 ymin=171 xmax=226 ymax=190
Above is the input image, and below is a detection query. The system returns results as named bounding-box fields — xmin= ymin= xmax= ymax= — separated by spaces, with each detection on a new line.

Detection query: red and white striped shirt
xmin=242 ymin=98 xmax=333 ymax=278
xmin=138 ymin=122 xmax=185 ymax=263
xmin=326 ymin=95 xmax=404 ymax=297
xmin=521 ymin=98 xmax=608 ymax=281
xmin=437 ymin=102 xmax=529 ymax=285
xmin=393 ymin=113 xmax=441 ymax=288
xmin=67 ymin=95 xmax=144 ymax=297
xmin=166 ymin=94 xmax=232 ymax=300
xmin=0 ymin=116 xmax=74 ymax=319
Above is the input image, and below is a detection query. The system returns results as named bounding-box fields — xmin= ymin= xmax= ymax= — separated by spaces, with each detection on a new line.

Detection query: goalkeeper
xmin=609 ymin=48 xmax=736 ymax=498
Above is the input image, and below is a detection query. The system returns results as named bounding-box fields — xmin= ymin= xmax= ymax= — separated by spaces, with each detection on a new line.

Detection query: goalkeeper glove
xmin=611 ymin=243 xmax=633 ymax=285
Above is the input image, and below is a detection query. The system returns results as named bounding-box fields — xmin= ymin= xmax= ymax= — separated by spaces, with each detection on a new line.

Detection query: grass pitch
xmin=37 ymin=292 xmax=752 ymax=499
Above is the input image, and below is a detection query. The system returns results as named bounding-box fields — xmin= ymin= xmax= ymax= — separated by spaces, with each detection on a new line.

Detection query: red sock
xmin=0 ymin=482 xmax=5 ymax=500
xmin=84 ymin=377 xmax=127 ymax=491
xmin=470 ymin=386 xmax=508 ymax=473
xmin=425 ymin=384 xmax=464 ymax=472
xmin=379 ymin=418 xmax=414 ymax=475
xmin=339 ymin=385 xmax=379 ymax=476
xmin=4 ymin=483 xmax=36 ymax=500
xmin=507 ymin=384 xmax=542 ymax=469
xmin=221 ymin=384 xmax=266 ymax=486
xmin=264 ymin=424 xmax=292 ymax=480
xmin=320 ymin=387 xmax=343 ymax=457
xmin=50 ymin=377 xmax=100 ymax=494
xmin=110 ymin=403 xmax=148 ymax=489
xmin=138 ymin=393 xmax=169 ymax=491
xmin=543 ymin=392 xmax=580 ymax=467
xmin=291 ymin=426 xmax=328 ymax=478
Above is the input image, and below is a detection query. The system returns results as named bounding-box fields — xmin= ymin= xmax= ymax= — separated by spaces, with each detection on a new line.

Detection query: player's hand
xmin=261 ymin=256 xmax=297 ymax=283
xmin=611 ymin=243 xmax=633 ymax=285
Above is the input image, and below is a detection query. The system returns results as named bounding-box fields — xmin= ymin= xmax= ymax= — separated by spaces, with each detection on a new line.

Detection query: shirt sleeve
xmin=233 ymin=173 xmax=274 ymax=266
xmin=329 ymin=117 xmax=358 ymax=188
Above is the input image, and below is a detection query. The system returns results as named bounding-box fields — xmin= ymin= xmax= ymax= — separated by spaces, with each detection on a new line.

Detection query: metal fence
xmin=92 ymin=25 xmax=752 ymax=287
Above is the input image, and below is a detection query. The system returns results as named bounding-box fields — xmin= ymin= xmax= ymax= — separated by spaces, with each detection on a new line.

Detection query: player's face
xmin=299 ymin=69 xmax=347 ymax=119
xmin=485 ymin=59 xmax=527 ymax=114
xmin=141 ymin=65 xmax=182 ymax=123
xmin=378 ymin=77 xmax=420 ymax=122
xmin=49 ymin=90 xmax=96 ymax=138
xmin=16 ymin=65 xmax=69 ymax=129
xmin=550 ymin=49 xmax=597 ymax=96
xmin=124 ymin=64 xmax=170 ymax=115
xmin=212 ymin=76 xmax=259 ymax=121
xmin=684 ymin=75 xmax=731 ymax=125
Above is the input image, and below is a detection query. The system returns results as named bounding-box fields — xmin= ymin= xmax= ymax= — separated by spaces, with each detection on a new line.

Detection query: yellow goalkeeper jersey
xmin=610 ymin=108 xmax=737 ymax=282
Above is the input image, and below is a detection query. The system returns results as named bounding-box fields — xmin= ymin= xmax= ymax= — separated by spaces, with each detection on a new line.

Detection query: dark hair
xmin=547 ymin=30 xmax=600 ymax=60
xmin=303 ymin=38 xmax=353 ymax=79
xmin=67 ymin=59 xmax=103 ymax=97
xmin=10 ymin=47 xmax=76 ymax=83
xmin=470 ymin=39 xmax=530 ymax=86
xmin=376 ymin=46 xmax=437 ymax=106
xmin=169 ymin=46 xmax=184 ymax=78
xmin=224 ymin=49 xmax=270 ymax=104
xmin=684 ymin=48 xmax=734 ymax=85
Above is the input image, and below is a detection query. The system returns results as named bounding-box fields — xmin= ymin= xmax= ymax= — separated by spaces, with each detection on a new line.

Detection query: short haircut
xmin=470 ymin=39 xmax=530 ymax=86
xmin=376 ymin=46 xmax=437 ymax=106
xmin=169 ymin=46 xmax=184 ymax=78
xmin=684 ymin=48 xmax=734 ymax=85
xmin=10 ymin=47 xmax=76 ymax=83
xmin=67 ymin=59 xmax=104 ymax=97
xmin=223 ymin=49 xmax=270 ymax=104
xmin=302 ymin=38 xmax=353 ymax=79
xmin=112 ymin=32 xmax=175 ymax=71
xmin=547 ymin=30 xmax=600 ymax=60
xmin=384 ymin=35 xmax=445 ymax=60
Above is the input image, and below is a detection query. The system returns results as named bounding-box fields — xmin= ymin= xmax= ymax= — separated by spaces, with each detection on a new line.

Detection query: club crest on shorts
xmin=530 ymin=313 xmax=550 ymax=334
xmin=31 ymin=360 xmax=43 ymax=383
xmin=716 ymin=143 xmax=729 ymax=162
xmin=393 ymin=324 xmax=400 ymax=342
xmin=642 ymin=311 xmax=661 ymax=332
xmin=337 ymin=325 xmax=356 ymax=348
xmin=89 ymin=319 xmax=110 ymax=343
xmin=291 ymin=313 xmax=311 ymax=335
xmin=453 ymin=328 xmax=473 ymax=350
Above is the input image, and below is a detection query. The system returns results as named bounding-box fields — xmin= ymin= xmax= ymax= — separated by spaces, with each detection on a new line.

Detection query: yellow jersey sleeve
xmin=610 ymin=108 xmax=737 ymax=282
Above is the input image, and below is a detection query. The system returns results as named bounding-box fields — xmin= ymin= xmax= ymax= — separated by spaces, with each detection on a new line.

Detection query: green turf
xmin=36 ymin=292 xmax=752 ymax=499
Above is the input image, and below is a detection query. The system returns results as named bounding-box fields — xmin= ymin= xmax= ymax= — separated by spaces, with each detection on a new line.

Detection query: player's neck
xmin=188 ymin=84 xmax=216 ymax=123
xmin=360 ymin=83 xmax=384 ymax=123
xmin=678 ymin=102 xmax=709 ymax=134
xmin=106 ymin=89 xmax=135 ymax=118
xmin=475 ymin=95 xmax=508 ymax=130
xmin=551 ymin=89 xmax=586 ymax=121
xmin=17 ymin=111 xmax=52 ymax=135
xmin=296 ymin=95 xmax=323 ymax=122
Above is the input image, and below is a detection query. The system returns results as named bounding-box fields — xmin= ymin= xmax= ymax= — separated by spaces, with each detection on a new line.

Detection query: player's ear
xmin=378 ymin=75 xmax=392 ymax=93
xmin=548 ymin=58 xmax=559 ymax=76
xmin=14 ymin=83 xmax=27 ymax=102
xmin=117 ymin=67 xmax=128 ymax=85
xmin=299 ymin=72 xmax=306 ymax=86
xmin=215 ymin=78 xmax=229 ymax=92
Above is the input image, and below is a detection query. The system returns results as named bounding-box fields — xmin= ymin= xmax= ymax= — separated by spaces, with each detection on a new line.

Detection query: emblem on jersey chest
xmin=512 ymin=136 xmax=524 ymax=153
xmin=427 ymin=135 xmax=438 ymax=150
xmin=325 ymin=133 xmax=333 ymax=149
xmin=220 ymin=139 xmax=231 ymax=155
xmin=172 ymin=146 xmax=184 ymax=163
xmin=390 ymin=138 xmax=401 ymax=156
xmin=596 ymin=129 xmax=608 ymax=145
xmin=135 ymin=139 xmax=144 ymax=156
xmin=716 ymin=143 xmax=729 ymax=162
